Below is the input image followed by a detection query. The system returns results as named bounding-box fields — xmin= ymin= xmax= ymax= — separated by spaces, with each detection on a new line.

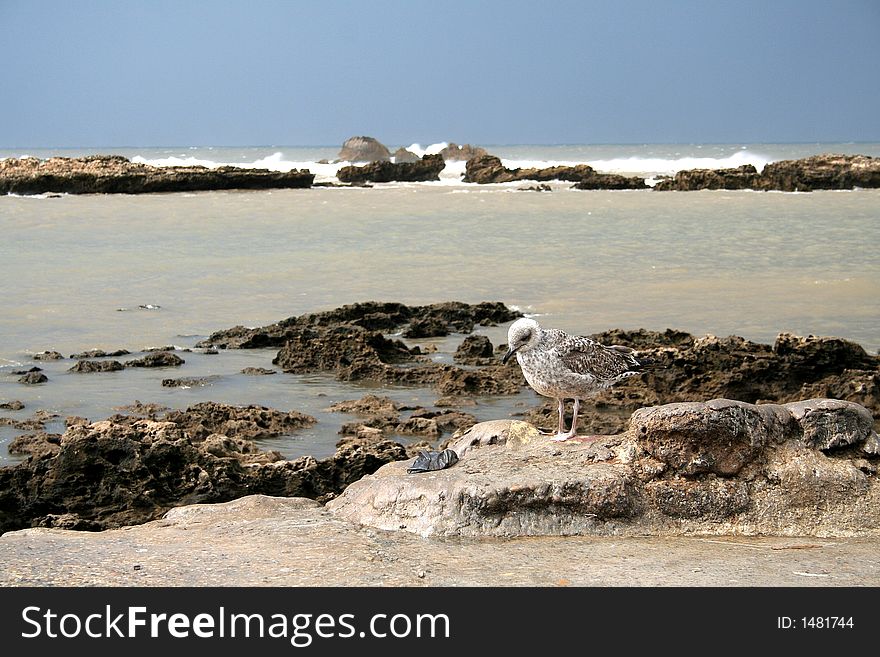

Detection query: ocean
xmin=2 ymin=142 xmax=879 ymax=464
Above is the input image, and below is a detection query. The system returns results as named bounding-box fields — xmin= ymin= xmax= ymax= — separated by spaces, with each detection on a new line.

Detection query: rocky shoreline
xmin=3 ymin=139 xmax=879 ymax=193
xmin=1 ymin=300 xmax=878 ymax=537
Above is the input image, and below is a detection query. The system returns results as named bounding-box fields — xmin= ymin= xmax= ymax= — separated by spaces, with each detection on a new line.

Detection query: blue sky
xmin=2 ymin=0 xmax=878 ymax=146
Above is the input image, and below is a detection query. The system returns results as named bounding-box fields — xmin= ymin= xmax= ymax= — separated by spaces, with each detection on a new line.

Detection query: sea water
xmin=1 ymin=143 xmax=879 ymax=464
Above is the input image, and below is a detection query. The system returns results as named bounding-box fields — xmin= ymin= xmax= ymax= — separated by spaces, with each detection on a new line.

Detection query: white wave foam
xmin=498 ymin=150 xmax=771 ymax=177
xmin=125 ymin=148 xmax=772 ymax=186
xmin=403 ymin=142 xmax=449 ymax=158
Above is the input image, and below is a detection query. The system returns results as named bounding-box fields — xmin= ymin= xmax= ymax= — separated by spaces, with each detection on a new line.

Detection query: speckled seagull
xmin=502 ymin=317 xmax=648 ymax=441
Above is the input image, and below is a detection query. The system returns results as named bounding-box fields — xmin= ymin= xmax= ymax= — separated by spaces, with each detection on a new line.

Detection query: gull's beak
xmin=501 ymin=345 xmax=518 ymax=364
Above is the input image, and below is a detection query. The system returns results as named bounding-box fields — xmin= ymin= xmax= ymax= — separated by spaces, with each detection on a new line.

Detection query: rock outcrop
xmin=198 ymin=300 xmax=521 ymax=349
xmin=463 ymin=154 xmax=647 ymax=188
xmin=197 ymin=299 xmax=528 ymax=396
xmin=653 ymin=154 xmax=880 ymax=191
xmin=337 ymin=136 xmax=391 ymax=162
xmin=329 ymin=398 xmax=880 ymax=537
xmin=337 ymin=154 xmax=445 ymax=183
xmin=0 ymin=155 xmax=314 ymax=195
xmin=652 ymin=165 xmax=762 ymax=191
xmin=439 ymin=143 xmax=487 ymax=161
xmin=391 ymin=147 xmax=420 ymax=163
xmin=0 ymin=402 xmax=409 ymax=534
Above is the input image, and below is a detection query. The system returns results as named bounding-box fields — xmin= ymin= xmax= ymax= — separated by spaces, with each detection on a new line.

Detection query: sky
xmin=2 ymin=0 xmax=879 ymax=147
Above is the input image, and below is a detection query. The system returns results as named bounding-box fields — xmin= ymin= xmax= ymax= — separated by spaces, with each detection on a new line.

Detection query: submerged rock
xmin=163 ymin=401 xmax=316 ymax=441
xmin=0 ymin=155 xmax=314 ymax=195
xmin=70 ymin=348 xmax=131 ymax=359
xmin=329 ymin=398 xmax=880 ymax=537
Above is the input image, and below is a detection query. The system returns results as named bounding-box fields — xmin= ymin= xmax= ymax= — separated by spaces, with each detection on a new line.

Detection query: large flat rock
xmin=2 ymin=494 xmax=878 ymax=586
xmin=328 ymin=399 xmax=880 ymax=538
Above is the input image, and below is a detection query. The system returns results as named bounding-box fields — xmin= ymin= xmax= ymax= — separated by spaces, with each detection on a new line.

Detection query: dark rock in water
xmin=272 ymin=324 xmax=417 ymax=379
xmin=589 ymin=328 xmax=695 ymax=349
xmin=395 ymin=417 xmax=441 ymax=438
xmin=328 ymin=394 xmax=401 ymax=419
xmin=391 ymin=147 xmax=419 ymax=163
xmin=0 ymin=401 xmax=25 ymax=410
xmin=771 ymin=332 xmax=875 ymax=372
xmin=332 ymin=396 xmax=476 ymax=440
xmin=18 ymin=371 xmax=47 ymax=385
xmin=163 ymin=401 xmax=316 ymax=441
xmin=403 ymin=316 xmax=450 ymax=338
xmin=0 ymin=405 xmax=402 ymax=534
xmin=463 ymin=154 xmax=646 ymax=189
xmin=571 ymin=173 xmax=651 ymax=190
xmin=337 ymin=154 xmax=445 ymax=183
xmin=439 ymin=143 xmax=487 ymax=161
xmin=760 ymin=154 xmax=880 ymax=191
xmin=198 ymin=300 xmax=521 ymax=350
xmin=409 ymin=408 xmax=477 ymax=433
xmin=32 ymin=351 xmax=63 ymax=361
xmin=124 ymin=352 xmax=184 ymax=368
xmin=453 ymin=335 xmax=495 ymax=364
xmin=652 ymin=165 xmax=762 ymax=191
xmin=70 ymin=348 xmax=131 ymax=359
xmin=520 ymin=184 xmax=552 ymax=192
xmin=435 ymin=365 xmax=524 ymax=396
xmin=8 ymin=432 xmax=62 ymax=458
xmin=112 ymin=401 xmax=169 ymax=419
xmin=0 ymin=155 xmax=314 ymax=195
xmin=337 ymin=136 xmax=391 ymax=162
xmin=161 ymin=376 xmax=220 ymax=388
xmin=68 ymin=360 xmax=124 ymax=373
xmin=330 ymin=399 xmax=880 ymax=537
xmin=652 ymin=154 xmax=880 ymax=192
xmin=240 ymin=367 xmax=276 ymax=375
xmin=11 ymin=366 xmax=42 ymax=375
xmin=0 ymin=410 xmax=56 ymax=431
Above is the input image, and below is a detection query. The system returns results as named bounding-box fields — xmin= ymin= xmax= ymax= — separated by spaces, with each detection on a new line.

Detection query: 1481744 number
xmin=802 ymin=617 xmax=854 ymax=629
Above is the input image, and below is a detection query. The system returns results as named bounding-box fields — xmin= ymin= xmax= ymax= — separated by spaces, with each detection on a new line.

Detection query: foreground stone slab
xmin=328 ymin=399 xmax=880 ymax=537
xmin=2 ymin=495 xmax=878 ymax=586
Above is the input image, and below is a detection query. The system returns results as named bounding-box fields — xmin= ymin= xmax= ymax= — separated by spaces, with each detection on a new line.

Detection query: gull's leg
xmin=552 ymin=398 xmax=579 ymax=442
xmin=556 ymin=399 xmax=565 ymax=435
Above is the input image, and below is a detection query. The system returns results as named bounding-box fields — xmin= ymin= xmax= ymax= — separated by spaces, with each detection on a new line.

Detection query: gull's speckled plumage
xmin=502 ymin=318 xmax=648 ymax=441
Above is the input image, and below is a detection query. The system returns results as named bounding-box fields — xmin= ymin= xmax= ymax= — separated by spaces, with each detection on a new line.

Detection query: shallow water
xmin=2 ymin=149 xmax=879 ymax=464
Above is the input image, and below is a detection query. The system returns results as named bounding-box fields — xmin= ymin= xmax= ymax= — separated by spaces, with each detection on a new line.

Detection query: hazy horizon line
xmin=3 ymin=140 xmax=879 ymax=151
